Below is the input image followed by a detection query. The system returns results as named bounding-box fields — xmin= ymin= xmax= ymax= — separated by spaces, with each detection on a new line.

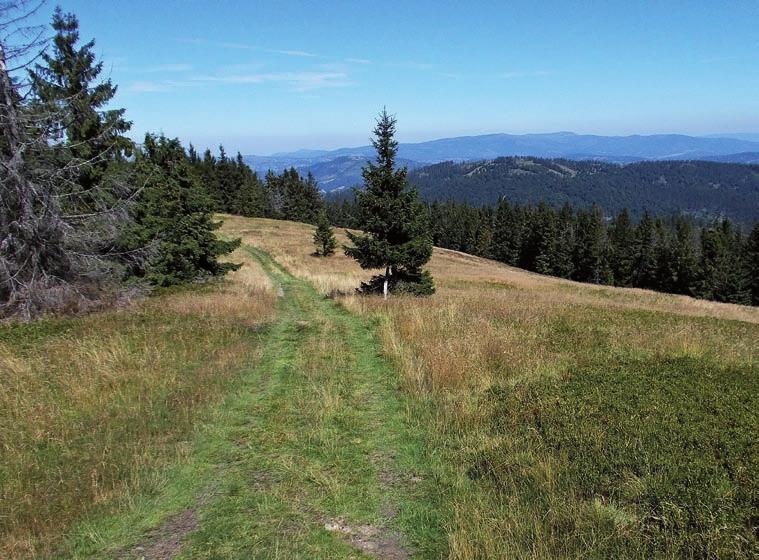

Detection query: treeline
xmin=187 ymin=148 xmax=323 ymax=223
xmin=0 ymin=7 xmax=243 ymax=318
xmin=327 ymin=198 xmax=759 ymax=306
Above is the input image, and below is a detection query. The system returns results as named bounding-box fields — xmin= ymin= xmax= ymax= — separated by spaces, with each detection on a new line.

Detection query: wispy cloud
xmin=190 ymin=71 xmax=352 ymax=91
xmin=265 ymin=48 xmax=319 ymax=58
xmin=181 ymin=38 xmax=255 ymax=50
xmin=129 ymin=72 xmax=353 ymax=93
xmin=144 ymin=63 xmax=193 ymax=73
xmin=389 ymin=61 xmax=436 ymax=70
xmin=345 ymin=57 xmax=371 ymax=65
xmin=181 ymin=38 xmax=320 ymax=58
xmin=698 ymin=54 xmax=750 ymax=65
xmin=127 ymin=80 xmax=190 ymax=93
xmin=501 ymin=70 xmax=553 ymax=79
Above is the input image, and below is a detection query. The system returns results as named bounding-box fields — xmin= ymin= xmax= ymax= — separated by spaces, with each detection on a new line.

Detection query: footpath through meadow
xmin=68 ymin=246 xmax=444 ymax=559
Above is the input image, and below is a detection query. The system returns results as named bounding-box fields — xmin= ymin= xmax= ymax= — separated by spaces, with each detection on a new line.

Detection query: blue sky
xmin=35 ymin=0 xmax=759 ymax=154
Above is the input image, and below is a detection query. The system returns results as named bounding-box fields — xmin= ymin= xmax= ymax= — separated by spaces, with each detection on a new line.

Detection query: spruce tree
xmin=313 ymin=211 xmax=337 ymax=256
xmin=493 ymin=199 xmax=523 ymax=266
xmin=232 ymin=153 xmax=265 ymax=217
xmin=551 ymin=203 xmax=575 ymax=278
xmin=608 ymin=208 xmax=635 ymax=286
xmin=671 ymin=217 xmax=698 ymax=295
xmin=345 ymin=109 xmax=434 ymax=296
xmin=29 ymin=8 xmax=131 ymax=189
xmin=746 ymin=223 xmax=759 ymax=305
xmin=697 ymin=220 xmax=750 ymax=304
xmin=523 ymin=202 xmax=557 ymax=275
xmin=632 ymin=211 xmax=659 ymax=289
xmin=572 ymin=205 xmax=607 ymax=283
xmin=125 ymin=134 xmax=241 ymax=286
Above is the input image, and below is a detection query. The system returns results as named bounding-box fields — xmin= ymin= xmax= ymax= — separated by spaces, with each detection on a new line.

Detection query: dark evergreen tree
xmin=29 ymin=7 xmax=132 ymax=194
xmin=669 ymin=217 xmax=698 ymax=295
xmin=608 ymin=208 xmax=636 ymax=286
xmin=231 ymin=153 xmax=265 ymax=216
xmin=573 ymin=205 xmax=607 ymax=283
xmin=493 ymin=199 xmax=523 ymax=266
xmin=345 ymin=109 xmax=434 ymax=296
xmin=632 ymin=211 xmax=659 ymax=289
xmin=653 ymin=219 xmax=677 ymax=292
xmin=313 ymin=211 xmax=337 ymax=256
xmin=551 ymin=203 xmax=575 ymax=278
xmin=522 ymin=202 xmax=557 ymax=275
xmin=283 ymin=169 xmax=323 ymax=223
xmin=697 ymin=221 xmax=750 ymax=304
xmin=125 ymin=134 xmax=241 ymax=286
xmin=746 ymin=223 xmax=759 ymax=305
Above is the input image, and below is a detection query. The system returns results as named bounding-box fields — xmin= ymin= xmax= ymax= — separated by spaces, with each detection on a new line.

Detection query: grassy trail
xmin=66 ymin=246 xmax=444 ymax=559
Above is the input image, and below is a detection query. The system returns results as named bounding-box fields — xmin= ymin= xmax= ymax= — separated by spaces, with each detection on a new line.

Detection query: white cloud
xmin=144 ymin=63 xmax=193 ymax=73
xmin=345 ymin=57 xmax=371 ymax=65
xmin=501 ymin=70 xmax=553 ymax=79
xmin=190 ymin=71 xmax=352 ymax=91
xmin=127 ymin=80 xmax=175 ymax=93
xmin=182 ymin=38 xmax=320 ymax=58
xmin=266 ymin=48 xmax=319 ymax=58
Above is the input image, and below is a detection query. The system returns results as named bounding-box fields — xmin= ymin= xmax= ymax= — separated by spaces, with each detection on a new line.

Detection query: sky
xmin=27 ymin=0 xmax=759 ymax=154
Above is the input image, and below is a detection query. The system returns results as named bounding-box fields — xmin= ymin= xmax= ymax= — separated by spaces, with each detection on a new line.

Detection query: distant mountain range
xmin=244 ymin=132 xmax=759 ymax=191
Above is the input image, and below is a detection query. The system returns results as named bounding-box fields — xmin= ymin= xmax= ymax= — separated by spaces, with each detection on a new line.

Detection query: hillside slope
xmin=409 ymin=157 xmax=759 ymax=222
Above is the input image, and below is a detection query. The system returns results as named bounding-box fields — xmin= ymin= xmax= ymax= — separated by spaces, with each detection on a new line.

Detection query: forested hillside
xmin=408 ymin=157 xmax=759 ymax=224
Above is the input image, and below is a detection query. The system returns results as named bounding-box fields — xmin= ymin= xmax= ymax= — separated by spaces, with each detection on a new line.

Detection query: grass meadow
xmin=0 ymin=245 xmax=276 ymax=558
xmin=2 ymin=214 xmax=757 ymax=558
xmin=223 ymin=216 xmax=759 ymax=559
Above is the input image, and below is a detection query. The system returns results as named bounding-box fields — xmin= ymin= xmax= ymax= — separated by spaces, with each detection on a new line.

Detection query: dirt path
xmin=68 ymin=247 xmax=444 ymax=559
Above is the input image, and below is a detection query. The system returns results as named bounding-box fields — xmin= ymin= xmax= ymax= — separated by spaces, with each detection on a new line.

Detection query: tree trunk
xmin=383 ymin=265 xmax=390 ymax=299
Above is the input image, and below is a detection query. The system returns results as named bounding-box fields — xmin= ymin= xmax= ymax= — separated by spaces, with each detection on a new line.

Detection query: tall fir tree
xmin=29 ymin=7 xmax=131 ymax=192
xmin=551 ymin=203 xmax=575 ymax=278
xmin=608 ymin=208 xmax=636 ymax=286
xmin=522 ymin=202 xmax=557 ymax=275
xmin=746 ymin=223 xmax=759 ymax=305
xmin=572 ymin=205 xmax=607 ymax=283
xmin=632 ymin=211 xmax=659 ymax=289
xmin=697 ymin=220 xmax=750 ymax=304
xmin=345 ymin=109 xmax=434 ymax=296
xmin=670 ymin=217 xmax=698 ymax=295
xmin=493 ymin=199 xmax=523 ymax=266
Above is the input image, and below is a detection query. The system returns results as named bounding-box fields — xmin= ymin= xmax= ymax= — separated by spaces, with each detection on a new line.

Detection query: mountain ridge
xmin=243 ymin=131 xmax=759 ymax=191
xmin=407 ymin=157 xmax=759 ymax=224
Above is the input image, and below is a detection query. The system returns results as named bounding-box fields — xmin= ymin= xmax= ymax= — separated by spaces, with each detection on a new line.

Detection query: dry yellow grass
xmin=0 ymin=238 xmax=276 ymax=559
xmin=221 ymin=216 xmax=759 ymax=558
xmin=221 ymin=215 xmax=758 ymax=418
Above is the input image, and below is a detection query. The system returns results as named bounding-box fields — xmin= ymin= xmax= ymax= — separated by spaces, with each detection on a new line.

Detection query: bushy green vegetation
xmin=123 ymin=134 xmax=242 ymax=286
xmin=478 ymin=355 xmax=757 ymax=558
